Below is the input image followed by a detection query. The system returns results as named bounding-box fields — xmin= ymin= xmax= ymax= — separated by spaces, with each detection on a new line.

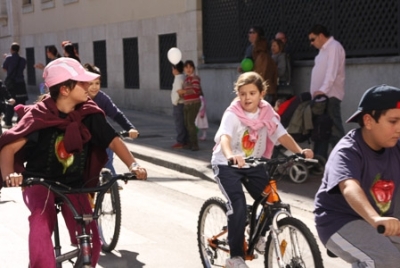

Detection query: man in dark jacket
xmin=2 ymin=42 xmax=28 ymax=128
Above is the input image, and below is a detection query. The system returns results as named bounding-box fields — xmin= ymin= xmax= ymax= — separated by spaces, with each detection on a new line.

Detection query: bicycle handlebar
xmin=377 ymin=225 xmax=385 ymax=234
xmin=228 ymin=154 xmax=318 ymax=167
xmin=7 ymin=172 xmax=137 ymax=222
xmin=19 ymin=172 xmax=136 ymax=194
xmin=119 ymin=130 xmax=139 ymax=138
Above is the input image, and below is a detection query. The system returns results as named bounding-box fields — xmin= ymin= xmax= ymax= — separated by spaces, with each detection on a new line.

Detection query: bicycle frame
xmin=22 ymin=172 xmax=135 ymax=267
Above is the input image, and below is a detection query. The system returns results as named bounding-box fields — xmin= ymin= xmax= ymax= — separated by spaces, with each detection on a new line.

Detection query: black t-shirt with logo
xmin=22 ymin=112 xmax=117 ymax=188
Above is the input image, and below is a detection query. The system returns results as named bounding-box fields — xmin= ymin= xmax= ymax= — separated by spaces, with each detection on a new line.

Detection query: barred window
xmin=123 ymin=37 xmax=140 ymax=89
xmin=25 ymin=47 xmax=36 ymax=86
xmin=93 ymin=40 xmax=107 ymax=88
xmin=159 ymin=33 xmax=177 ymax=90
xmin=202 ymin=0 xmax=400 ymax=63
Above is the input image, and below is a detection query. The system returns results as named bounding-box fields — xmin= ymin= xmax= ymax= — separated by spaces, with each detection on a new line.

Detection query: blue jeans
xmin=105 ymin=147 xmax=116 ymax=175
xmin=313 ymin=97 xmax=345 ymax=159
xmin=213 ymin=165 xmax=269 ymax=258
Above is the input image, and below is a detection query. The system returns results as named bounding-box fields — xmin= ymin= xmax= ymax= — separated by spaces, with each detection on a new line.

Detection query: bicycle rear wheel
xmin=97 ymin=179 xmax=121 ymax=252
xmin=264 ymin=217 xmax=324 ymax=268
xmin=197 ymin=197 xmax=230 ymax=267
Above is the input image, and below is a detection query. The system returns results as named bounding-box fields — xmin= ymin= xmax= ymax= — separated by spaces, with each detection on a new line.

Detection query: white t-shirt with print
xmin=211 ymin=109 xmax=287 ymax=165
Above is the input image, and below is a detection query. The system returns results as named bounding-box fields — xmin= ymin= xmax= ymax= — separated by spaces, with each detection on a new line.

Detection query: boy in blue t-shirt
xmin=314 ymin=84 xmax=400 ymax=267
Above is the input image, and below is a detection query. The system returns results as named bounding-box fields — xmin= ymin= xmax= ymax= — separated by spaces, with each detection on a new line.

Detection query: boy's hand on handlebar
xmin=128 ymin=129 xmax=139 ymax=139
xmin=131 ymin=166 xmax=147 ymax=180
xmin=4 ymin=172 xmax=23 ymax=187
xmin=375 ymin=217 xmax=400 ymax=236
xmin=301 ymin=149 xmax=314 ymax=159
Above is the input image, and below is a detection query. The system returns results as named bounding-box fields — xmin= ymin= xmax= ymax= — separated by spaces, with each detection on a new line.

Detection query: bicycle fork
xmin=269 ymin=209 xmax=293 ymax=268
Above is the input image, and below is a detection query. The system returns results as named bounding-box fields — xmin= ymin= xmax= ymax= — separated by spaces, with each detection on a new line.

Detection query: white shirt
xmin=211 ymin=109 xmax=287 ymax=165
xmin=310 ymin=37 xmax=345 ymax=100
xmin=171 ymin=74 xmax=185 ymax=105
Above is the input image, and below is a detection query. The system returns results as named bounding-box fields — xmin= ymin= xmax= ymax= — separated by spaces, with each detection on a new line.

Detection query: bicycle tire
xmin=264 ymin=217 xmax=324 ymax=268
xmin=97 ymin=180 xmax=122 ymax=252
xmin=197 ymin=197 xmax=230 ymax=268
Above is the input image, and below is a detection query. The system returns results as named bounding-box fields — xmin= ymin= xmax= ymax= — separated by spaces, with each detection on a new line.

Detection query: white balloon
xmin=167 ymin=47 xmax=182 ymax=65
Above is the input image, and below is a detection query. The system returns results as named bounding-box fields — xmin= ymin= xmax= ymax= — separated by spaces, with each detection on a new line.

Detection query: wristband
xmin=129 ymin=162 xmax=140 ymax=172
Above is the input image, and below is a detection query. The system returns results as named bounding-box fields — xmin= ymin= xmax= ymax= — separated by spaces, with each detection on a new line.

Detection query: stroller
xmin=272 ymin=92 xmax=326 ymax=183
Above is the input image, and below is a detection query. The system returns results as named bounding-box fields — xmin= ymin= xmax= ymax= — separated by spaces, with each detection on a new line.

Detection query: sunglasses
xmin=248 ymin=31 xmax=256 ymax=34
xmin=309 ymin=38 xmax=316 ymax=42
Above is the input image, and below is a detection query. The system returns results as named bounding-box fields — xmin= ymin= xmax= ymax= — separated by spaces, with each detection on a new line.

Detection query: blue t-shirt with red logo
xmin=314 ymin=128 xmax=400 ymax=245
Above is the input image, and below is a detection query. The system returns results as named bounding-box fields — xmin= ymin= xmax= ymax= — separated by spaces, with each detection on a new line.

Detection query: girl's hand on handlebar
xmin=131 ymin=166 xmax=147 ymax=180
xmin=4 ymin=172 xmax=23 ymax=187
xmin=301 ymin=149 xmax=314 ymax=159
xmin=128 ymin=129 xmax=139 ymax=139
xmin=228 ymin=155 xmax=246 ymax=168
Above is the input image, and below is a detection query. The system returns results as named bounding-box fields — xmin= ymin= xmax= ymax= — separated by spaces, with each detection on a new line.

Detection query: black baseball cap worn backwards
xmin=346 ymin=84 xmax=400 ymax=123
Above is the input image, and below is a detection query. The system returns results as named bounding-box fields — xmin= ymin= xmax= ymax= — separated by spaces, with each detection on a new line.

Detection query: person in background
xmin=237 ymin=26 xmax=265 ymax=73
xmin=34 ymin=45 xmax=61 ymax=70
xmin=63 ymin=42 xmax=81 ymax=63
xmin=271 ymin=39 xmax=290 ymax=86
xmin=271 ymin=38 xmax=292 ymax=98
xmin=252 ymin=36 xmax=278 ymax=105
xmin=212 ymin=71 xmax=313 ymax=268
xmin=309 ymin=24 xmax=346 ymax=159
xmin=170 ymin=61 xmax=188 ymax=149
xmin=178 ymin=60 xmax=201 ymax=151
xmin=1 ymin=42 xmax=28 ymax=128
xmin=314 ymin=84 xmax=400 ymax=267
xmin=84 ymin=63 xmax=139 ymax=175
xmin=275 ymin=31 xmax=292 ymax=56
xmin=195 ymin=93 xmax=208 ymax=141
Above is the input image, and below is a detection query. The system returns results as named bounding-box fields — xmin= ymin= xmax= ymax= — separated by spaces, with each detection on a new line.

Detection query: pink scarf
xmin=225 ymin=99 xmax=280 ymax=158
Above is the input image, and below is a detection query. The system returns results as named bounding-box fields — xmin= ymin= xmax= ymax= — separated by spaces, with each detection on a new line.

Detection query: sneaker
xmin=225 ymin=257 xmax=249 ymax=268
xmin=254 ymin=236 xmax=266 ymax=253
xmin=171 ymin=142 xmax=183 ymax=149
xmin=2 ymin=124 xmax=12 ymax=129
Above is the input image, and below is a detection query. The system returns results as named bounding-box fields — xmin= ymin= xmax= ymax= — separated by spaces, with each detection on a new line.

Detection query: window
xmin=0 ymin=0 xmax=8 ymax=25
xmin=159 ymin=33 xmax=177 ymax=90
xmin=63 ymin=0 xmax=78 ymax=5
xmin=41 ymin=0 xmax=55 ymax=10
xmin=25 ymin=47 xmax=36 ymax=86
xmin=123 ymin=37 xmax=140 ymax=89
xmin=22 ymin=0 xmax=33 ymax=13
xmin=93 ymin=40 xmax=107 ymax=88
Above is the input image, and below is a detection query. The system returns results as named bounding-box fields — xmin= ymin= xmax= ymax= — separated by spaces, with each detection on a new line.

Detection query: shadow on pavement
xmin=98 ymin=250 xmax=145 ymax=268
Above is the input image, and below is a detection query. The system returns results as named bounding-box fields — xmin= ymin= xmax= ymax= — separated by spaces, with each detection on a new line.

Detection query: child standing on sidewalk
xmin=211 ymin=71 xmax=313 ymax=268
xmin=195 ymin=93 xmax=208 ymax=141
xmin=178 ymin=60 xmax=201 ymax=151
xmin=171 ymin=61 xmax=188 ymax=148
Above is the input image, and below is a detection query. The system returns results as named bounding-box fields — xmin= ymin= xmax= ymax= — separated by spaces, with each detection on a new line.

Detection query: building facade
xmin=1 ymin=0 xmax=400 ymax=135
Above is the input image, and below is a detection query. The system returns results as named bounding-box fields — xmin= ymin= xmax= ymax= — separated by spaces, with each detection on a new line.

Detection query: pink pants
xmin=23 ymin=185 xmax=101 ymax=268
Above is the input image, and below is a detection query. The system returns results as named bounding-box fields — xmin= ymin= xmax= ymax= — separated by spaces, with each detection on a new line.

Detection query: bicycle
xmin=22 ymin=171 xmax=137 ymax=267
xmin=197 ymin=154 xmax=324 ymax=267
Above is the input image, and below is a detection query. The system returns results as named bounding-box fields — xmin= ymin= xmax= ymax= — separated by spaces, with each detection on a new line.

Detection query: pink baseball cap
xmin=43 ymin=57 xmax=99 ymax=87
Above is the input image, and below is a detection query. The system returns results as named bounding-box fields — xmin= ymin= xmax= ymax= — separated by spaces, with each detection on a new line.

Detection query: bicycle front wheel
xmin=197 ymin=197 xmax=230 ymax=268
xmin=97 ymin=181 xmax=121 ymax=252
xmin=264 ymin=217 xmax=324 ymax=268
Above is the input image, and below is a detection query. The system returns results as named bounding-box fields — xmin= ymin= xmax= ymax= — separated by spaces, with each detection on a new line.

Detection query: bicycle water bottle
xmin=262 ymin=180 xmax=279 ymax=203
